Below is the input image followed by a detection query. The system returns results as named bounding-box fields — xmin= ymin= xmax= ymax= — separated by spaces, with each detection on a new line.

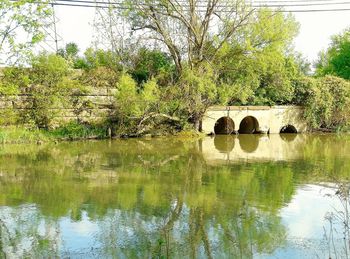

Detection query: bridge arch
xmin=214 ymin=116 xmax=235 ymax=135
xmin=238 ymin=116 xmax=259 ymax=134
xmin=280 ymin=124 xmax=298 ymax=134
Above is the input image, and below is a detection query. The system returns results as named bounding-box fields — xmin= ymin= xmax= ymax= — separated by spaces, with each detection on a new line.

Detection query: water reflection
xmin=280 ymin=133 xmax=298 ymax=142
xmin=238 ymin=134 xmax=260 ymax=153
xmin=202 ymin=134 xmax=307 ymax=164
xmin=213 ymin=134 xmax=235 ymax=152
xmin=0 ymin=135 xmax=350 ymax=257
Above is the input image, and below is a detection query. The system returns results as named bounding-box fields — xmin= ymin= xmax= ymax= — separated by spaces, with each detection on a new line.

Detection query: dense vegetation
xmin=1 ymin=0 xmax=350 ymax=141
xmin=316 ymin=28 xmax=350 ymax=80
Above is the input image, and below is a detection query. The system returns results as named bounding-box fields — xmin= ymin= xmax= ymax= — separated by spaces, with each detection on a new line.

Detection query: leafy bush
xmin=302 ymin=76 xmax=350 ymax=130
xmin=0 ymin=109 xmax=19 ymax=126
xmin=130 ymin=48 xmax=174 ymax=84
xmin=17 ymin=54 xmax=70 ymax=128
xmin=80 ymin=66 xmax=120 ymax=88
xmin=82 ymin=48 xmax=121 ymax=70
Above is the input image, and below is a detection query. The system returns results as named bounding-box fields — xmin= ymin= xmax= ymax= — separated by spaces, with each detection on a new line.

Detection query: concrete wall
xmin=0 ymin=87 xmax=117 ymax=124
xmin=202 ymin=106 xmax=308 ymax=134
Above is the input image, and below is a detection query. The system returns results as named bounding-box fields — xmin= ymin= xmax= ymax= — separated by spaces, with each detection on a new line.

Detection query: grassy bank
xmin=0 ymin=123 xmax=109 ymax=144
xmin=0 ymin=127 xmax=51 ymax=144
xmin=0 ymin=122 xmax=201 ymax=144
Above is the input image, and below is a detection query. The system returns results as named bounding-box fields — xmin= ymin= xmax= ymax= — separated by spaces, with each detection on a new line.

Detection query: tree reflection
xmin=0 ymin=135 xmax=350 ymax=257
xmin=0 ymin=205 xmax=59 ymax=258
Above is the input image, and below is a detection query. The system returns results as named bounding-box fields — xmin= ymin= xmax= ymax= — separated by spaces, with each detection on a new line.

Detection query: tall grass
xmin=0 ymin=122 xmax=109 ymax=144
xmin=50 ymin=122 xmax=108 ymax=140
xmin=0 ymin=127 xmax=51 ymax=144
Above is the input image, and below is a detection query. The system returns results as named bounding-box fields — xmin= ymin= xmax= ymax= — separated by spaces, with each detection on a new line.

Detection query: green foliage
xmin=130 ymin=48 xmax=174 ymax=84
xmin=0 ymin=0 xmax=51 ymax=64
xmin=82 ymin=48 xmax=121 ymax=70
xmin=31 ymin=53 xmax=69 ymax=86
xmin=173 ymin=65 xmax=217 ymax=127
xmin=63 ymin=42 xmax=79 ymax=58
xmin=50 ymin=121 xmax=108 ymax=140
xmin=0 ymin=122 xmax=108 ymax=143
xmin=57 ymin=42 xmax=80 ymax=67
xmin=17 ymin=53 xmax=72 ymax=129
xmin=80 ymin=66 xmax=120 ymax=88
xmin=302 ymin=76 xmax=350 ymax=130
xmin=0 ymin=67 xmax=30 ymax=93
xmin=316 ymin=28 xmax=350 ymax=79
xmin=0 ymin=126 xmax=51 ymax=144
xmin=214 ymin=8 xmax=301 ymax=105
xmin=291 ymin=76 xmax=313 ymax=105
xmin=0 ymin=83 xmax=19 ymax=96
xmin=113 ymin=73 xmax=141 ymax=133
xmin=140 ymin=78 xmax=160 ymax=112
xmin=0 ymin=109 xmax=19 ymax=126
xmin=111 ymin=73 xmax=180 ymax=135
xmin=0 ymin=67 xmax=28 ymax=125
xmin=59 ymin=77 xmax=93 ymax=123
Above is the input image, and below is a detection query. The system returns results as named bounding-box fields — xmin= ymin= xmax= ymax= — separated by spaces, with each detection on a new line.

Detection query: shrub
xmin=303 ymin=76 xmax=350 ymax=130
xmin=19 ymin=54 xmax=71 ymax=129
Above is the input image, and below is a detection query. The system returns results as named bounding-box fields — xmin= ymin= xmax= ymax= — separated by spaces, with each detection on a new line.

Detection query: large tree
xmin=122 ymin=0 xmax=254 ymax=74
xmin=214 ymin=8 xmax=301 ymax=105
xmin=315 ymin=28 xmax=350 ymax=80
xmin=0 ymin=0 xmax=51 ymax=64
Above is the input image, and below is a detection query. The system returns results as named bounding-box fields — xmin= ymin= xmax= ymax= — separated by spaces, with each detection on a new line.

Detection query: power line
xmin=50 ymin=1 xmax=350 ymax=12
xmin=10 ymin=0 xmax=350 ymax=12
xmin=256 ymin=1 xmax=350 ymax=7
xmin=254 ymin=0 xmax=349 ymax=2
xmin=54 ymin=0 xmax=350 ymax=7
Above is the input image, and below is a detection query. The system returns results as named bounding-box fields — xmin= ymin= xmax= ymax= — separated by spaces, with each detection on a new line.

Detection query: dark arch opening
xmin=238 ymin=116 xmax=259 ymax=134
xmin=280 ymin=125 xmax=297 ymax=134
xmin=214 ymin=117 xmax=235 ymax=135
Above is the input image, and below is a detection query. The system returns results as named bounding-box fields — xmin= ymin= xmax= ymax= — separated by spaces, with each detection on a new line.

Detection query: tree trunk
xmin=194 ymin=117 xmax=201 ymax=132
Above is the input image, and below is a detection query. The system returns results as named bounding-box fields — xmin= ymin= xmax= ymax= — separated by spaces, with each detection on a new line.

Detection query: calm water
xmin=0 ymin=134 xmax=350 ymax=258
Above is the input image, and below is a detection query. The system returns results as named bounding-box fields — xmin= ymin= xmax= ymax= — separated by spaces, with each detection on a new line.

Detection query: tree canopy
xmin=122 ymin=0 xmax=254 ymax=74
xmin=316 ymin=28 xmax=350 ymax=80
xmin=0 ymin=0 xmax=51 ymax=64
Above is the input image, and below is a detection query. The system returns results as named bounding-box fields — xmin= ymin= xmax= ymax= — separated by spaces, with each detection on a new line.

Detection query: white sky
xmin=52 ymin=5 xmax=350 ymax=64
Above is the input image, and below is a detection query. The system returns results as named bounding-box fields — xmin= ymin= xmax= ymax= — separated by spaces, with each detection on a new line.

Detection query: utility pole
xmin=51 ymin=2 xmax=59 ymax=53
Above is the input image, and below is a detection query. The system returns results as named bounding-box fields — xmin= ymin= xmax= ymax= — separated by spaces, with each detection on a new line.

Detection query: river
xmin=0 ymin=134 xmax=350 ymax=258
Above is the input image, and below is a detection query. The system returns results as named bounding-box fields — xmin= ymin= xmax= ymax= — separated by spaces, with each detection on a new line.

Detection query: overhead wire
xmin=52 ymin=0 xmax=350 ymax=7
xmin=47 ymin=0 xmax=350 ymax=12
xmin=10 ymin=0 xmax=350 ymax=12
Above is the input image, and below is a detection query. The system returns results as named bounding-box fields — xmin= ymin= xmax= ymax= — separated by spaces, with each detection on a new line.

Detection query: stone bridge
xmin=202 ymin=106 xmax=308 ymax=135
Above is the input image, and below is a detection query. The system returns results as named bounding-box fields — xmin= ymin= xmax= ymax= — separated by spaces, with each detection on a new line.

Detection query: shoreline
xmin=0 ymin=126 xmax=345 ymax=145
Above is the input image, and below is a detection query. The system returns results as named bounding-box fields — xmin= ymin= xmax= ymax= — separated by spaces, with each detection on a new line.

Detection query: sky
xmin=51 ymin=4 xmax=350 ymax=65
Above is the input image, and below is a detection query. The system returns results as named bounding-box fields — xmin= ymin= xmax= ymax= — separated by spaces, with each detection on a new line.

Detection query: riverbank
xmin=0 ymin=124 xmax=204 ymax=144
xmin=0 ymin=124 xmax=108 ymax=144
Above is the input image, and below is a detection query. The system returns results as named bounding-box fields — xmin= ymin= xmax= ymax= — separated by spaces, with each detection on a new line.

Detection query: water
xmin=0 ymin=134 xmax=350 ymax=258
